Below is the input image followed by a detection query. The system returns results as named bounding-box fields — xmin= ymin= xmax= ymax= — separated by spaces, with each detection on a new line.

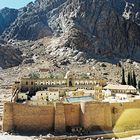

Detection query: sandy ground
xmin=0 ymin=133 xmax=140 ymax=140
xmin=0 ymin=135 xmax=33 ymax=140
xmin=118 ymin=136 xmax=140 ymax=140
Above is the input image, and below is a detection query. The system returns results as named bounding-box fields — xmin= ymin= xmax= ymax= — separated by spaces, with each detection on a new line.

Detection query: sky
xmin=0 ymin=0 xmax=35 ymax=9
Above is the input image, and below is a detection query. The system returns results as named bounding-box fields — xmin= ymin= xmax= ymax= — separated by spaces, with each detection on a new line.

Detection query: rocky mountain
xmin=0 ymin=7 xmax=18 ymax=35
xmin=0 ymin=0 xmax=140 ymax=68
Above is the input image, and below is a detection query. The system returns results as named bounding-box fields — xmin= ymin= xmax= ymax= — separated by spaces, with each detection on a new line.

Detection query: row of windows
xmin=112 ymin=89 xmax=135 ymax=93
xmin=25 ymin=81 xmax=34 ymax=85
xmin=37 ymin=82 xmax=67 ymax=85
xmin=24 ymin=80 xmax=98 ymax=86
xmin=74 ymin=81 xmax=96 ymax=85
xmin=39 ymin=93 xmax=57 ymax=96
xmin=25 ymin=81 xmax=67 ymax=85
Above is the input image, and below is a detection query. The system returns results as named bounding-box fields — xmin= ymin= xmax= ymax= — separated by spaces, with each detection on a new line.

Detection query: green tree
xmin=29 ymin=72 xmax=40 ymax=79
xmin=81 ymin=73 xmax=89 ymax=79
xmin=138 ymin=80 xmax=140 ymax=90
xmin=127 ymin=72 xmax=131 ymax=85
xmin=121 ymin=68 xmax=126 ymax=85
xmin=132 ymin=70 xmax=137 ymax=88
xmin=130 ymin=72 xmax=133 ymax=86
xmin=49 ymin=73 xmax=54 ymax=79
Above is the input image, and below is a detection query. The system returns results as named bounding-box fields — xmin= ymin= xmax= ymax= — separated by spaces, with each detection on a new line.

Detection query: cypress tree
xmin=127 ymin=72 xmax=131 ymax=85
xmin=130 ymin=72 xmax=133 ymax=86
xmin=132 ymin=70 xmax=137 ymax=88
xmin=121 ymin=68 xmax=126 ymax=85
xmin=138 ymin=81 xmax=140 ymax=90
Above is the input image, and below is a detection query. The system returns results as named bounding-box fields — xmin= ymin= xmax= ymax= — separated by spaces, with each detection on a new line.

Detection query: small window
xmin=31 ymin=82 xmax=34 ymax=85
xmin=26 ymin=81 xmax=28 ymax=85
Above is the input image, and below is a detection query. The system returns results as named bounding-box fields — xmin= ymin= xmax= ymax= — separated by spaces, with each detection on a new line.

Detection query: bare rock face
xmin=0 ymin=44 xmax=23 ymax=68
xmin=0 ymin=0 xmax=140 ymax=64
xmin=0 ymin=8 xmax=18 ymax=35
xmin=123 ymin=0 xmax=140 ymax=25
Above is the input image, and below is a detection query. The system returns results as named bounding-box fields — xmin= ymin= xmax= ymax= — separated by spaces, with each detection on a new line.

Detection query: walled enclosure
xmin=3 ymin=100 xmax=140 ymax=133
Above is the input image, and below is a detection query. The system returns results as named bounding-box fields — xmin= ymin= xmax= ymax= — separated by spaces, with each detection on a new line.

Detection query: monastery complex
xmin=2 ymin=71 xmax=140 ymax=137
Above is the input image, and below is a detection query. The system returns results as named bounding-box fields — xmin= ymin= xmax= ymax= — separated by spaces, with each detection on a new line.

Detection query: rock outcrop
xmin=0 ymin=43 xmax=23 ymax=68
xmin=0 ymin=7 xmax=18 ymax=35
xmin=123 ymin=0 xmax=140 ymax=25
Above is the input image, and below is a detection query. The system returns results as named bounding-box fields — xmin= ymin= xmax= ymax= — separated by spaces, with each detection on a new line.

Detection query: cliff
xmin=0 ymin=0 xmax=140 ymax=68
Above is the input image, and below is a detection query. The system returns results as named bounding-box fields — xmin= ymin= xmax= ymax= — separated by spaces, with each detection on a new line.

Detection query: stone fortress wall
xmin=3 ymin=99 xmax=140 ymax=134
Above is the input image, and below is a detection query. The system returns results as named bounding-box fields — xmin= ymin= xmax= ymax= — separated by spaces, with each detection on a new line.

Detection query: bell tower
xmin=64 ymin=71 xmax=75 ymax=87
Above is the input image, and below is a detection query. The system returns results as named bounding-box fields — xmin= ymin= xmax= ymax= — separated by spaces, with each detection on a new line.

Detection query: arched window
xmin=69 ymin=78 xmax=73 ymax=87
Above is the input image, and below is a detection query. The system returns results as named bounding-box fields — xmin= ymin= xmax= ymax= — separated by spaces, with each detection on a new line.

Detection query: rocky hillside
xmin=0 ymin=43 xmax=23 ymax=69
xmin=0 ymin=0 xmax=140 ymax=68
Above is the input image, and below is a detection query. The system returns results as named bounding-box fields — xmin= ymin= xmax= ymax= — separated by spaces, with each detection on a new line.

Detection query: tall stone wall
xmin=2 ymin=102 xmax=80 ymax=133
xmin=81 ymin=102 xmax=112 ymax=131
xmin=3 ymin=102 xmax=55 ymax=132
xmin=54 ymin=103 xmax=66 ymax=133
xmin=2 ymin=102 xmax=13 ymax=132
xmin=3 ymin=100 xmax=140 ymax=134
xmin=64 ymin=103 xmax=80 ymax=127
xmin=111 ymin=99 xmax=140 ymax=133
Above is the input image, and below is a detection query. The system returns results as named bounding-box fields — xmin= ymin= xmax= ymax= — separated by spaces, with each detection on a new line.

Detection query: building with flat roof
xmin=30 ymin=90 xmax=60 ymax=102
xmin=103 ymin=84 xmax=136 ymax=94
xmin=12 ymin=71 xmax=106 ymax=102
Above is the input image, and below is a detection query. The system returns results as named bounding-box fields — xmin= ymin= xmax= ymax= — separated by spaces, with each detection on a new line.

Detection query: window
xmin=69 ymin=80 xmax=72 ymax=87
xmin=26 ymin=81 xmax=28 ymax=85
xmin=31 ymin=81 xmax=33 ymax=85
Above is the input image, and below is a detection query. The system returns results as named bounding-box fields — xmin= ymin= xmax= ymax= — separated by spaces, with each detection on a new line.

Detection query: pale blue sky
xmin=0 ymin=0 xmax=35 ymax=9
